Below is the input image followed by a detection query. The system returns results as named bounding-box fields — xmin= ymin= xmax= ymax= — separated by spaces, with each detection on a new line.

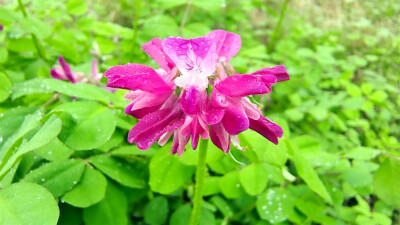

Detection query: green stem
xmin=17 ymin=0 xmax=48 ymax=61
xmin=130 ymin=0 xmax=142 ymax=61
xmin=179 ymin=0 xmax=192 ymax=36
xmin=267 ymin=0 xmax=290 ymax=53
xmin=189 ymin=139 xmax=208 ymax=225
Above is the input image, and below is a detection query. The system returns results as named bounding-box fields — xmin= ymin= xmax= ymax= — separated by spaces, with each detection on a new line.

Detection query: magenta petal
xmin=251 ymin=65 xmax=290 ymax=82
xmin=142 ymin=38 xmax=175 ymax=72
xmin=163 ymin=37 xmax=216 ymax=77
xmin=190 ymin=119 xmax=201 ymax=150
xmin=124 ymin=102 xmax=161 ymax=119
xmin=203 ymin=104 xmax=225 ymax=125
xmin=207 ymin=30 xmax=241 ymax=62
xmin=104 ymin=63 xmax=172 ymax=93
xmin=190 ymin=117 xmax=208 ymax=149
xmin=241 ymin=98 xmax=261 ymax=120
xmin=210 ymin=123 xmax=230 ymax=153
xmin=180 ymin=87 xmax=207 ymax=116
xmin=210 ymin=89 xmax=229 ymax=108
xmin=129 ymin=107 xmax=184 ymax=149
xmin=171 ymin=131 xmax=190 ymax=156
xmin=131 ymin=92 xmax=172 ymax=111
xmin=91 ymin=59 xmax=102 ymax=81
xmin=58 ymin=56 xmax=77 ymax=83
xmin=249 ymin=117 xmax=283 ymax=144
xmin=50 ymin=68 xmax=67 ymax=80
xmin=215 ymin=74 xmax=277 ymax=97
xmin=222 ymin=99 xmax=249 ymax=135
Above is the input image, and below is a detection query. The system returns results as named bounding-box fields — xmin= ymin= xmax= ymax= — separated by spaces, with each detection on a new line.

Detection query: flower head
xmin=51 ymin=56 xmax=114 ymax=91
xmin=105 ymin=30 xmax=289 ymax=155
xmin=0 ymin=22 xmax=3 ymax=31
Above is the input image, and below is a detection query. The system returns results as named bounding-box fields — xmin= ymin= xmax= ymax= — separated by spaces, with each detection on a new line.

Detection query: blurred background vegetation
xmin=0 ymin=0 xmax=399 ymax=225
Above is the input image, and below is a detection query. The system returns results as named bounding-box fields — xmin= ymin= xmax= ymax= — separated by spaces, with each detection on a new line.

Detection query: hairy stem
xmin=189 ymin=138 xmax=208 ymax=225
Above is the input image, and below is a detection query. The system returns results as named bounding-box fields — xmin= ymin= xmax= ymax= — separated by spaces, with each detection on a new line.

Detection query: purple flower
xmin=105 ymin=30 xmax=290 ymax=155
xmin=51 ymin=56 xmax=114 ymax=91
xmin=0 ymin=22 xmax=3 ymax=31
xmin=51 ymin=56 xmax=79 ymax=83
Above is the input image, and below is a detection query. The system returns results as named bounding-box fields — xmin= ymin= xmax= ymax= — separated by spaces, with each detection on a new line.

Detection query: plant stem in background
xmin=189 ymin=138 xmax=208 ymax=225
xmin=267 ymin=0 xmax=290 ymax=53
xmin=17 ymin=0 xmax=48 ymax=62
xmin=179 ymin=0 xmax=192 ymax=36
xmin=131 ymin=0 xmax=142 ymax=61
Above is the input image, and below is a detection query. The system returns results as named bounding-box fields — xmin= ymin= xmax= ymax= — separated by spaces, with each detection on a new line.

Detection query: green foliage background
xmin=0 ymin=0 xmax=399 ymax=224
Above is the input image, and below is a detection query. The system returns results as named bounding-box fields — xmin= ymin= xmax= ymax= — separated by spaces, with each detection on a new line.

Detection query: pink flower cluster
xmin=51 ymin=56 xmax=102 ymax=84
xmin=105 ymin=30 xmax=290 ymax=155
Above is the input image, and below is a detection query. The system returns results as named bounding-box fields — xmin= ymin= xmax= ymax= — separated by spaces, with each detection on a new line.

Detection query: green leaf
xmin=309 ymin=107 xmax=329 ymax=121
xmin=179 ymin=141 xmax=224 ymax=166
xmin=0 ymin=182 xmax=59 ymax=225
xmin=343 ymin=162 xmax=373 ymax=188
xmin=256 ymin=188 xmax=294 ymax=224
xmin=353 ymin=195 xmax=370 ymax=216
xmin=83 ymin=181 xmax=128 ymax=225
xmin=8 ymin=38 xmax=36 ymax=52
xmin=373 ymin=158 xmax=400 ymax=208
xmin=371 ymin=212 xmax=391 ymax=225
xmin=193 ymin=0 xmax=224 ymax=12
xmin=284 ymin=108 xmax=304 ymax=121
xmin=0 ymin=48 xmax=8 ymax=64
xmin=346 ymin=83 xmax=362 ymax=97
xmin=110 ymin=145 xmax=156 ymax=157
xmin=67 ymin=0 xmax=88 ymax=15
xmin=90 ymin=155 xmax=145 ymax=188
xmin=144 ymin=196 xmax=169 ymax=225
xmin=53 ymin=101 xmax=116 ymax=150
xmin=23 ymin=159 xmax=85 ymax=198
xmin=62 ymin=167 xmax=107 ymax=208
xmin=369 ymin=90 xmax=388 ymax=103
xmin=95 ymin=37 xmax=116 ymax=54
xmin=344 ymin=147 xmax=381 ymax=161
xmin=12 ymin=78 xmax=113 ymax=105
xmin=0 ymin=72 xmax=12 ymax=102
xmin=285 ymin=140 xmax=332 ymax=203
xmin=0 ymin=161 xmax=19 ymax=189
xmin=149 ymin=147 xmax=195 ymax=194
xmin=199 ymin=207 xmax=216 ymax=225
xmin=36 ymin=137 xmax=74 ymax=161
xmin=182 ymin=23 xmax=211 ymax=38
xmin=209 ymin=196 xmax=233 ymax=218
xmin=19 ymin=17 xmax=51 ymax=39
xmin=0 ymin=115 xmax=62 ymax=178
xmin=58 ymin=203 xmax=83 ymax=225
xmin=156 ymin=0 xmax=186 ymax=9
xmin=292 ymin=135 xmax=321 ymax=157
xmin=0 ymin=108 xmax=41 ymax=156
xmin=169 ymin=204 xmax=191 ymax=225
xmin=0 ymin=7 xmax=21 ymax=23
xmin=169 ymin=204 xmax=215 ymax=225
xmin=239 ymin=163 xmax=269 ymax=195
xmin=219 ymin=170 xmax=245 ymax=199
xmin=240 ymin=130 xmax=288 ymax=166
xmin=140 ymin=15 xmax=179 ymax=40
xmin=203 ymin=176 xmax=220 ymax=196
